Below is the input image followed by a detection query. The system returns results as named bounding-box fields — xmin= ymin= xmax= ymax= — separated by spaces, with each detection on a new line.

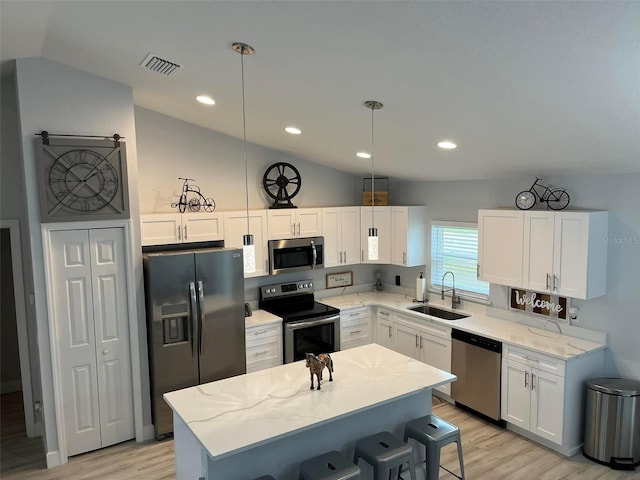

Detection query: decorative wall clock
xmin=35 ymin=132 xmax=130 ymax=222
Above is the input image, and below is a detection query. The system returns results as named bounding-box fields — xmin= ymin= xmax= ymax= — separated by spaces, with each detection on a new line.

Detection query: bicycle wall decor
xmin=171 ymin=177 xmax=216 ymax=213
xmin=515 ymin=177 xmax=570 ymax=210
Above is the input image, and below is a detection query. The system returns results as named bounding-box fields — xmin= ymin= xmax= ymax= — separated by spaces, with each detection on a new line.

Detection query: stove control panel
xmin=260 ymin=280 xmax=314 ymax=299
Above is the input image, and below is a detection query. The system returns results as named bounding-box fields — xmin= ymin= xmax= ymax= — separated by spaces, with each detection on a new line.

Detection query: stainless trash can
xmin=583 ymin=378 xmax=640 ymax=470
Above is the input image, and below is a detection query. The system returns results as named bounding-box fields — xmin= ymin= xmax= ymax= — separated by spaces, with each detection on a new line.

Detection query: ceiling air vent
xmin=139 ymin=53 xmax=183 ymax=76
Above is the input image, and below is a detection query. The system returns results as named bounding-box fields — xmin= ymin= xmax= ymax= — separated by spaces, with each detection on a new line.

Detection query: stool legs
xmin=456 ymin=438 xmax=465 ymax=480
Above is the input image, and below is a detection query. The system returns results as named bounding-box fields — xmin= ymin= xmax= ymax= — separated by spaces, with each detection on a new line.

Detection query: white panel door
xmin=530 ymin=369 xmax=565 ymax=445
xmin=420 ymin=332 xmax=452 ymax=396
xmin=360 ymin=207 xmax=391 ymax=264
xmin=51 ymin=230 xmax=102 ymax=456
xmin=478 ymin=210 xmax=524 ymax=287
xmin=267 ymin=210 xmax=296 ymax=239
xmin=553 ymin=212 xmax=589 ymax=298
xmin=89 ymin=228 xmax=135 ymax=448
xmin=394 ymin=322 xmax=421 ymax=361
xmin=321 ymin=208 xmax=341 ymax=268
xmin=501 ymin=359 xmax=530 ymax=430
xmin=523 ymin=211 xmax=555 ymax=292
xmin=140 ymin=214 xmax=180 ymax=245
xmin=390 ymin=207 xmax=409 ymax=266
xmin=340 ymin=207 xmax=361 ymax=266
xmin=223 ymin=210 xmax=269 ymax=277
xmin=182 ymin=213 xmax=224 ymax=243
xmin=297 ymin=208 xmax=322 ymax=238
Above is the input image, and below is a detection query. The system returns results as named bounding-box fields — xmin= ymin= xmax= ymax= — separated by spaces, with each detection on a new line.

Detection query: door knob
xmin=102 ymin=349 xmax=109 ymax=355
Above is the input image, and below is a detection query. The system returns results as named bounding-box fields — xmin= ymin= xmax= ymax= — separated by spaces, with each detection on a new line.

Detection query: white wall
xmin=13 ymin=57 xmax=149 ymax=466
xmin=135 ymin=107 xmax=360 ymax=213
xmin=389 ymin=174 xmax=640 ymax=380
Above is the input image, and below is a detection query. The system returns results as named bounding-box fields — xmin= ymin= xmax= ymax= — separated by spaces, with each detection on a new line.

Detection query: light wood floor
xmin=2 ymin=392 xmax=639 ymax=479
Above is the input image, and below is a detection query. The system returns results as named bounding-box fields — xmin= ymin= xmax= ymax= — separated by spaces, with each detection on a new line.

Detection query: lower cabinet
xmin=394 ymin=313 xmax=452 ymax=396
xmin=375 ymin=308 xmax=394 ymax=349
xmin=340 ymin=307 xmax=371 ymax=350
xmin=245 ymin=322 xmax=283 ymax=373
xmin=501 ymin=344 xmax=603 ymax=455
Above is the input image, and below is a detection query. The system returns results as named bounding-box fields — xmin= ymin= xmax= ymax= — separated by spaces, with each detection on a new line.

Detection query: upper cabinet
xmin=479 ymin=209 xmax=608 ymax=299
xmin=523 ymin=210 xmax=608 ymax=299
xmin=360 ymin=206 xmax=391 ymax=264
xmin=267 ymin=208 xmax=322 ymax=239
xmin=223 ymin=210 xmax=269 ymax=278
xmin=141 ymin=213 xmax=224 ymax=246
xmin=478 ymin=209 xmax=525 ymax=287
xmin=390 ymin=206 xmax=427 ymax=267
xmin=322 ymin=207 xmax=361 ymax=267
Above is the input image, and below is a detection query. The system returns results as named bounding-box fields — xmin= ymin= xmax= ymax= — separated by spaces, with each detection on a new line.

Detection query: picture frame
xmin=326 ymin=272 xmax=353 ymax=289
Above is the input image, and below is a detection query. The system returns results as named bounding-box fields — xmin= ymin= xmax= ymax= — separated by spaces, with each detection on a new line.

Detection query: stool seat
xmin=299 ymin=450 xmax=361 ymax=480
xmin=403 ymin=414 xmax=465 ymax=480
xmin=354 ymin=431 xmax=416 ymax=480
xmin=253 ymin=476 xmax=276 ymax=480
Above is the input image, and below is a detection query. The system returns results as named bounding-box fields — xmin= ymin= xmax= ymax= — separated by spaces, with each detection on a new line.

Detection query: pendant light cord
xmin=370 ymin=104 xmax=375 ymax=228
xmin=241 ymin=48 xmax=250 ymax=235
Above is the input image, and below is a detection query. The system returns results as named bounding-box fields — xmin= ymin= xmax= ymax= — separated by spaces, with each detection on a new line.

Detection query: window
xmin=431 ymin=221 xmax=489 ymax=298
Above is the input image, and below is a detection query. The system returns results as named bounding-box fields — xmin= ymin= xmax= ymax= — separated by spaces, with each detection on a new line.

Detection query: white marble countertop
xmin=164 ymin=343 xmax=455 ymax=460
xmin=244 ymin=308 xmax=282 ymax=328
xmin=319 ymin=292 xmax=606 ymax=361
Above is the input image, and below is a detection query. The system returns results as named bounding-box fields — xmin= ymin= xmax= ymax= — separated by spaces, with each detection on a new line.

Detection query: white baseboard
xmin=46 ymin=450 xmax=62 ymax=468
xmin=1 ymin=380 xmax=22 ymax=394
xmin=143 ymin=424 xmax=155 ymax=441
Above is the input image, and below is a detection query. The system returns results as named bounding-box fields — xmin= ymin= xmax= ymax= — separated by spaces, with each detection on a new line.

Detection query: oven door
xmin=268 ymin=237 xmax=324 ymax=275
xmin=284 ymin=314 xmax=340 ymax=363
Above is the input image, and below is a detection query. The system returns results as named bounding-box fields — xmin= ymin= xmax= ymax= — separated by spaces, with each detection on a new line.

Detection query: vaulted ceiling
xmin=2 ymin=1 xmax=639 ymax=181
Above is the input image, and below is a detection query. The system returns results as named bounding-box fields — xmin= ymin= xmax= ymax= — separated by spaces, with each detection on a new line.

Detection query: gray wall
xmin=135 ymin=107 xmax=360 ymax=213
xmin=389 ymin=175 xmax=640 ymax=380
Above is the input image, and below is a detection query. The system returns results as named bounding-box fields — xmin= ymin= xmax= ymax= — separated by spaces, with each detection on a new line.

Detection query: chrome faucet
xmin=441 ymin=271 xmax=461 ymax=309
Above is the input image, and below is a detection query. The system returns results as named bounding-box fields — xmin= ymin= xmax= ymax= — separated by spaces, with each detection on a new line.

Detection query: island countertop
xmin=164 ymin=343 xmax=455 ymax=461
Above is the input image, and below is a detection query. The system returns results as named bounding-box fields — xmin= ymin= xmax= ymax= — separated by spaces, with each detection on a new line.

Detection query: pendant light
xmin=233 ymin=42 xmax=256 ymax=274
xmin=364 ymin=100 xmax=383 ymax=261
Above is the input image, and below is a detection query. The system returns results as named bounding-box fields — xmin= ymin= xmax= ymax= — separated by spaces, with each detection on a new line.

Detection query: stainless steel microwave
xmin=268 ymin=236 xmax=324 ymax=275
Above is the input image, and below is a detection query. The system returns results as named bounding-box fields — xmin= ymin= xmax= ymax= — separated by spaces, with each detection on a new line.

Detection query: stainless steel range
xmin=259 ymin=280 xmax=340 ymax=363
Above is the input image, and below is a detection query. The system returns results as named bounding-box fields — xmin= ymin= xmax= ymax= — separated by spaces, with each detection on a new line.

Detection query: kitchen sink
xmin=407 ymin=304 xmax=469 ymax=320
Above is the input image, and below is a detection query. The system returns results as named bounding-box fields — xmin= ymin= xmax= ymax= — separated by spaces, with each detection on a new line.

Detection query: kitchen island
xmin=164 ymin=343 xmax=456 ymax=480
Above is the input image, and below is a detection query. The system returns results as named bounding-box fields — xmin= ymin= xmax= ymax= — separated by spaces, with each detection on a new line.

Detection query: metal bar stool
xmin=299 ymin=450 xmax=361 ymax=480
xmin=353 ymin=431 xmax=416 ymax=480
xmin=402 ymin=415 xmax=465 ymax=480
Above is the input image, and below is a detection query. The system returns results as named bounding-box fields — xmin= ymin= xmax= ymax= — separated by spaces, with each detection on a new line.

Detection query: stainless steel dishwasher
xmin=451 ymin=329 xmax=504 ymax=425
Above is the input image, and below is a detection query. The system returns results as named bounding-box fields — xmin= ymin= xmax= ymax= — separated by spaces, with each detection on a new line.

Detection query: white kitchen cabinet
xmin=49 ymin=228 xmax=134 ymax=456
xmin=390 ymin=206 xmax=427 ymax=267
xmin=267 ymin=208 xmax=322 ymax=239
xmin=141 ymin=212 xmax=224 ymax=246
xmin=360 ymin=206 xmax=391 ymax=264
xmin=394 ymin=313 xmax=452 ymax=395
xmin=322 ymin=207 xmax=361 ymax=267
xmin=375 ymin=308 xmax=394 ymax=349
xmin=223 ymin=210 xmax=269 ymax=277
xmin=478 ymin=209 xmax=524 ymax=287
xmin=340 ymin=307 xmax=371 ymax=350
xmin=523 ymin=210 xmax=608 ymax=299
xmin=245 ymin=322 xmax=283 ymax=373
xmin=501 ymin=344 xmax=603 ymax=454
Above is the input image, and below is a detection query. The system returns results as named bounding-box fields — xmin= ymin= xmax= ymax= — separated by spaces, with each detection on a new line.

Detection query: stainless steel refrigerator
xmin=143 ymin=247 xmax=246 ymax=439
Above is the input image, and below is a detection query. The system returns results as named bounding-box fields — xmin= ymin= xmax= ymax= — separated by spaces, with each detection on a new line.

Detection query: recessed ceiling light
xmin=356 ymin=152 xmax=371 ymax=159
xmin=285 ymin=126 xmax=302 ymax=135
xmin=438 ymin=141 xmax=457 ymax=150
xmin=196 ymin=95 xmax=215 ymax=105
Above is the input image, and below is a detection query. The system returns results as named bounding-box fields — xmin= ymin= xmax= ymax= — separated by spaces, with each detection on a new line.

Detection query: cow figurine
xmin=305 ymin=352 xmax=334 ymax=390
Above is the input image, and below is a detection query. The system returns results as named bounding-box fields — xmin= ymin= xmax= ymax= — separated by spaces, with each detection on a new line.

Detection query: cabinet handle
xmin=298 ymin=222 xmax=301 ymax=236
xmin=292 ymin=223 xmax=295 ymax=236
xmin=177 ymin=226 xmax=182 ymax=241
xmin=553 ymin=274 xmax=558 ymax=291
xmin=255 ymin=350 xmax=269 ymax=356
xmin=531 ymin=373 xmax=536 ymax=390
xmin=388 ymin=325 xmax=392 ymax=337
xmin=252 ymin=329 xmax=270 ymax=335
xmin=344 ymin=251 xmax=347 ymax=263
xmin=350 ymin=330 xmax=361 ymax=335
xmin=380 ymin=311 xmax=389 ymax=316
xmin=184 ymin=225 xmax=187 ymax=240
xmin=524 ymin=371 xmax=529 ymax=388
xmin=420 ymin=336 xmax=423 ymax=349
xmin=546 ymin=273 xmax=551 ymax=290
xmin=415 ymin=334 xmax=419 ymax=348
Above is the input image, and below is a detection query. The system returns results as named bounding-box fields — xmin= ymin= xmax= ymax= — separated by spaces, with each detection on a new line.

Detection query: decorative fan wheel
xmin=262 ymin=162 xmax=302 ymax=208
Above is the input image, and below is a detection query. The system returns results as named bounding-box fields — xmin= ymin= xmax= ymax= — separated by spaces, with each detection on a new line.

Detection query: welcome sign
xmin=509 ymin=288 xmax=569 ymax=321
